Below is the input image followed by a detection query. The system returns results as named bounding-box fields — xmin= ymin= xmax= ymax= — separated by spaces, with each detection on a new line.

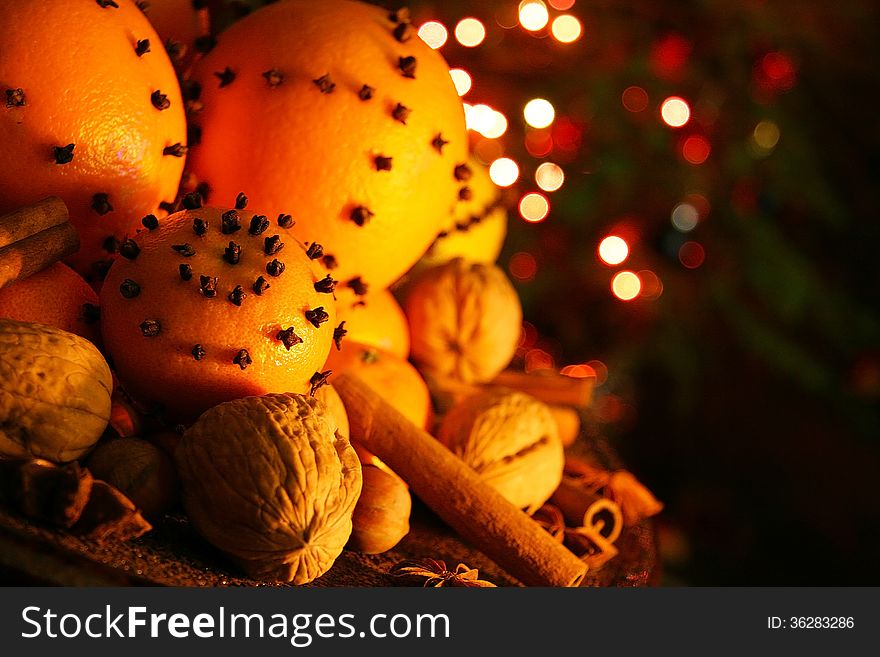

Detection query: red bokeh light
xmin=525 ymin=348 xmax=555 ymax=373
xmin=649 ymin=33 xmax=692 ymax=81
xmin=560 ymin=364 xmax=598 ymax=379
xmin=551 ymin=116 xmax=584 ymax=153
xmin=622 ymin=86 xmax=649 ymax=113
xmin=509 ymin=251 xmax=538 ymax=281
xmin=681 ymin=135 xmax=711 ymax=164
xmin=525 ymin=128 xmax=554 ymax=157
xmin=679 ymin=241 xmax=706 ymax=268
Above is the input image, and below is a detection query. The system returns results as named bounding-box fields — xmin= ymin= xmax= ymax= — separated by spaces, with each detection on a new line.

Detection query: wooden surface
xmin=0 ymin=436 xmax=659 ymax=588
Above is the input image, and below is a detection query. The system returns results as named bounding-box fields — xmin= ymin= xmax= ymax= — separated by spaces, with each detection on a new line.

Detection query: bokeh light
xmin=661 ymin=96 xmax=691 ymax=127
xmin=417 ymin=21 xmax=448 ymax=49
xmin=524 ymin=98 xmax=556 ymax=128
xmin=519 ymin=321 xmax=539 ymax=349
xmin=473 ymin=137 xmax=504 ymax=164
xmin=684 ymin=192 xmax=711 ymax=219
xmin=682 ymin=135 xmax=711 ymax=164
xmin=482 ymin=110 xmax=508 ymax=139
xmin=535 ymin=162 xmax=565 ymax=191
xmin=678 ymin=241 xmax=706 ymax=268
xmin=598 ymin=235 xmax=629 ymax=265
xmin=465 ymin=103 xmax=505 ymax=138
xmin=525 ymin=128 xmax=553 ymax=157
xmin=509 ymin=251 xmax=538 ymax=281
xmin=449 ymin=68 xmax=472 ymax=96
xmin=560 ymin=363 xmax=597 ymax=379
xmin=455 ymin=18 xmax=486 ymax=47
xmin=586 ymin=359 xmax=609 ymax=386
xmin=637 ymin=270 xmax=664 ymax=300
xmin=519 ymin=193 xmax=550 ymax=222
xmin=753 ymin=120 xmax=781 ymax=150
xmin=489 ymin=157 xmax=520 ymax=187
xmin=551 ymin=15 xmax=582 ymax=43
xmin=519 ymin=1 xmax=550 ymax=32
xmin=622 ymin=86 xmax=649 ymax=113
xmin=671 ymin=202 xmax=699 ymax=232
xmin=611 ymin=271 xmax=641 ymax=301
xmin=525 ymin=348 xmax=555 ymax=372
xmin=549 ymin=0 xmax=576 ymax=10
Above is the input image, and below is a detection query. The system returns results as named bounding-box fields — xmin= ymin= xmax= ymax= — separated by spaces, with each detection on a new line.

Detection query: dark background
xmin=388 ymin=0 xmax=880 ymax=585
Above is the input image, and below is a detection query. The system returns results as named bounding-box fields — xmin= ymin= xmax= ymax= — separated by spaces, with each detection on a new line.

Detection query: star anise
xmin=390 ymin=559 xmax=496 ymax=587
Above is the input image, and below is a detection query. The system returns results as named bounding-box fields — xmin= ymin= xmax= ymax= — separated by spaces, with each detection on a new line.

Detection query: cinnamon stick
xmin=491 ymin=370 xmax=595 ymax=408
xmin=0 ymin=222 xmax=79 ymax=289
xmin=0 ymin=197 xmax=69 ymax=250
xmin=335 ymin=372 xmax=587 ymax=587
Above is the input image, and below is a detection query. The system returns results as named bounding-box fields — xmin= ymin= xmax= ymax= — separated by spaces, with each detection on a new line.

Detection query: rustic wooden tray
xmin=0 ymin=437 xmax=659 ymax=587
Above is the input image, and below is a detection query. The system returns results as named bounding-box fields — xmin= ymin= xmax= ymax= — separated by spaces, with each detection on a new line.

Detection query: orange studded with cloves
xmin=100 ymin=201 xmax=337 ymax=422
xmin=186 ymin=0 xmax=468 ymax=290
xmin=0 ymin=0 xmax=187 ymax=280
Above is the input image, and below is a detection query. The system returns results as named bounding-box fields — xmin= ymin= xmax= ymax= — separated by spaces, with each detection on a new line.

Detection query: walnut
xmin=404 ymin=258 xmax=522 ymax=383
xmin=175 ymin=393 xmax=362 ymax=584
xmin=314 ymin=384 xmax=349 ymax=440
xmin=437 ymin=389 xmax=564 ymax=514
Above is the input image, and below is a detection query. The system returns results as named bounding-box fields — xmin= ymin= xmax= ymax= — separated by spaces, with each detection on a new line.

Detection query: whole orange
xmin=0 ymin=262 xmax=100 ymax=344
xmin=187 ymin=0 xmax=469 ymax=290
xmin=100 ymin=202 xmax=337 ymax=422
xmin=419 ymin=155 xmax=507 ymax=270
xmin=137 ymin=0 xmax=211 ymax=71
xmin=324 ymin=340 xmax=431 ymax=431
xmin=335 ymin=287 xmax=410 ymax=359
xmin=0 ymin=0 xmax=187 ymax=280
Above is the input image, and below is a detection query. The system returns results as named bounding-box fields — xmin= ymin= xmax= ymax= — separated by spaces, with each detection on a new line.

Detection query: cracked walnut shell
xmin=437 ymin=389 xmax=564 ymax=514
xmin=175 ymin=393 xmax=362 ymax=584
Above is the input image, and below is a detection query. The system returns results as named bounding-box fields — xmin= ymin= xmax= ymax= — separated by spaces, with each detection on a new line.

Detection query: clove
xmin=276 ymin=327 xmax=303 ymax=350
xmin=141 ymin=214 xmax=159 ymax=230
xmin=53 ymin=144 xmax=75 ymax=165
xmin=313 ymin=74 xmax=335 ymax=94
xmin=91 ymin=193 xmax=113 ymax=216
xmin=119 ymin=279 xmax=141 ymax=299
xmin=305 ymin=306 xmax=330 ymax=328
xmin=233 ymin=349 xmax=252 ymax=370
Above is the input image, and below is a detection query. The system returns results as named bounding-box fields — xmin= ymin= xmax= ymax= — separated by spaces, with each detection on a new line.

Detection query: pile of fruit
xmin=0 ymin=0 xmax=660 ymax=586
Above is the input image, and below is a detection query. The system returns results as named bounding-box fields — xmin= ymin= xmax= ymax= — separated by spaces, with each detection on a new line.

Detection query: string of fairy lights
xmin=413 ymin=0 xmax=789 ymax=390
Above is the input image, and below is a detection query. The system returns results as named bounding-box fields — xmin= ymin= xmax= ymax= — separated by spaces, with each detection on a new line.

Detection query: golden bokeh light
xmin=519 ymin=192 xmax=550 ymax=222
xmin=519 ymin=1 xmax=550 ymax=32
xmin=465 ymin=104 xmax=507 ymax=139
xmin=455 ymin=17 xmax=486 ymax=47
xmin=660 ymin=96 xmax=691 ymax=127
xmin=611 ymin=271 xmax=641 ymax=301
xmin=598 ymin=235 xmax=629 ymax=265
xmin=482 ymin=110 xmax=508 ymax=139
xmin=535 ymin=162 xmax=565 ymax=191
xmin=524 ymin=98 xmax=555 ymax=129
xmin=489 ymin=157 xmax=520 ymax=187
xmin=753 ymin=120 xmax=781 ymax=150
xmin=417 ymin=21 xmax=448 ymax=49
xmin=449 ymin=68 xmax=472 ymax=96
xmin=551 ymin=15 xmax=582 ymax=43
